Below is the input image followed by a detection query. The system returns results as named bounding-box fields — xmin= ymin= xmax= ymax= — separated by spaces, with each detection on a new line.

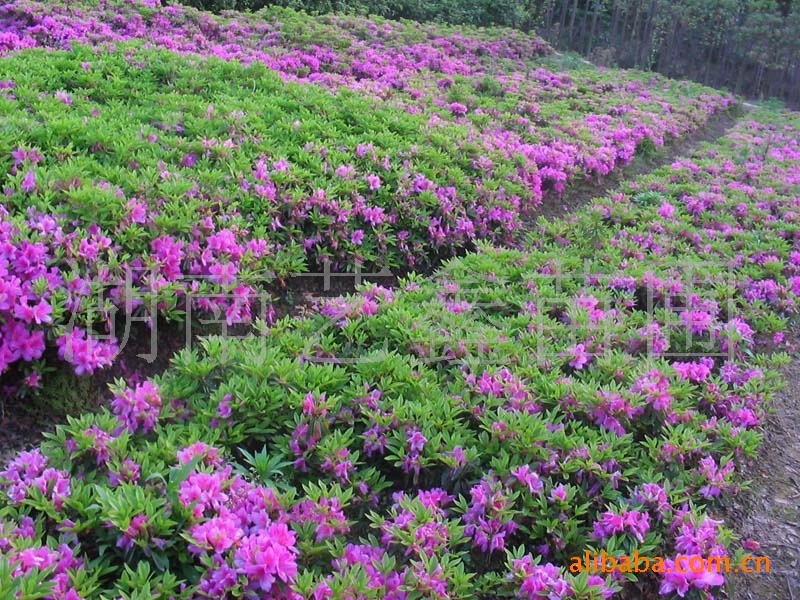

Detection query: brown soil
xmin=723 ymin=355 xmax=800 ymax=600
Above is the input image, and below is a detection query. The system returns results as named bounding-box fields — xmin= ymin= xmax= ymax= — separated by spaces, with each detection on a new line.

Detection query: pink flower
xmin=449 ymin=102 xmax=468 ymax=116
xmin=511 ymin=465 xmax=544 ymax=494
xmin=21 ymin=170 xmax=36 ymax=193
xmin=179 ymin=471 xmax=230 ymax=519
xmin=177 ymin=442 xmax=223 ymax=467
xmin=564 ymin=343 xmax=591 ymax=370
xmin=659 ymin=556 xmax=725 ymax=596
xmin=14 ymin=298 xmax=52 ymax=325
xmin=209 ymin=261 xmax=238 ymax=286
xmin=659 ymin=561 xmax=690 ymax=597
xmin=672 ymin=357 xmax=714 ymax=382
xmin=549 ymin=484 xmax=568 ymax=502
xmin=366 ymin=174 xmax=381 ymax=190
xmin=54 ymin=91 xmax=72 ymax=105
xmin=234 ymin=525 xmax=298 ymax=592
xmin=512 ymin=556 xmax=572 ymax=599
xmin=110 ymin=381 xmax=162 ymax=433
xmin=681 ymin=310 xmax=713 ymax=335
xmin=592 ymin=511 xmax=625 ymax=539
xmin=350 ymin=229 xmax=364 ymax=245
xmin=188 ymin=512 xmax=243 ymax=554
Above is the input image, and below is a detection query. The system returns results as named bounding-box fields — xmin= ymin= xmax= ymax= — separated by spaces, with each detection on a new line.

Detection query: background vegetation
xmin=177 ymin=0 xmax=800 ymax=107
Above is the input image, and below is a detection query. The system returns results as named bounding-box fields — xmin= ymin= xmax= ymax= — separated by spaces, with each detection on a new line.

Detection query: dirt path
xmin=726 ymin=357 xmax=800 ymax=600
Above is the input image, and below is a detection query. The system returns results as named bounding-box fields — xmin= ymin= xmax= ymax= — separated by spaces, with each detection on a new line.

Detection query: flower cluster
xmin=0 ymin=2 xmax=796 ymax=599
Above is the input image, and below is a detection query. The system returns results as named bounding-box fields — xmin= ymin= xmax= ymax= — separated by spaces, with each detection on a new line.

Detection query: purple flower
xmin=350 ymin=229 xmax=365 ymax=245
xmin=407 ymin=429 xmax=427 ymax=453
xmin=233 ymin=525 xmax=298 ymax=592
xmin=217 ymin=393 xmax=233 ymax=419
xmin=110 ymin=381 xmax=162 ymax=433
xmin=449 ymin=102 xmax=468 ymax=116
xmin=549 ymin=484 xmax=568 ymax=502
xmin=21 ymin=170 xmax=36 ymax=193
xmin=188 ymin=512 xmax=243 ymax=554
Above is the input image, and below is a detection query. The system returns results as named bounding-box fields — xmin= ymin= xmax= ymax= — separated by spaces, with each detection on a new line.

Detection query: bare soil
xmin=724 ymin=356 xmax=800 ymax=600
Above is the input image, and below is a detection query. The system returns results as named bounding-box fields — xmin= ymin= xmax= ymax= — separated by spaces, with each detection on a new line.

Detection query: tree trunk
xmin=639 ymin=0 xmax=657 ymax=68
xmin=579 ymin=0 xmax=591 ymax=49
xmin=610 ymin=0 xmax=621 ymax=48
xmin=620 ymin=0 xmax=632 ymax=54
xmin=629 ymin=0 xmax=643 ymax=67
xmin=560 ymin=0 xmax=571 ymax=41
xmin=586 ymin=0 xmax=603 ymax=54
xmin=568 ymin=0 xmax=580 ymax=45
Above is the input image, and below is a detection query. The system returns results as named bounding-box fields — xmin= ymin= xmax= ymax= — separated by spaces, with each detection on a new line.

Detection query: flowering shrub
xmin=1 ymin=110 xmax=798 ymax=598
xmin=0 ymin=0 xmax=735 ymax=387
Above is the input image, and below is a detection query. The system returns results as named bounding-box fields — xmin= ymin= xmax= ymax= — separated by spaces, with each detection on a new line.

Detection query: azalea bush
xmin=0 ymin=0 xmax=735 ymax=386
xmin=1 ymin=110 xmax=798 ymax=599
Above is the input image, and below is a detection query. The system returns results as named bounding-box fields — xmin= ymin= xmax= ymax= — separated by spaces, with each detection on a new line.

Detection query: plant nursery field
xmin=0 ymin=1 xmax=799 ymax=600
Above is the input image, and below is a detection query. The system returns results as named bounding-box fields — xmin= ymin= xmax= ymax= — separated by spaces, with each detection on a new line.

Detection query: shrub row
xmin=0 ymin=2 xmax=733 ymax=385
xmin=1 ymin=109 xmax=798 ymax=599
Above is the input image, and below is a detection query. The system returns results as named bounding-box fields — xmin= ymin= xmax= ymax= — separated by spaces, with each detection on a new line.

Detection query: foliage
xmin=0 ymin=0 xmax=734 ymax=388
xmin=172 ymin=0 xmax=800 ymax=107
xmin=1 ymin=110 xmax=799 ymax=598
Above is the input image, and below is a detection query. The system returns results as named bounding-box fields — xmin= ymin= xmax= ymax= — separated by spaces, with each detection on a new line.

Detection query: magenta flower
xmin=659 ymin=556 xmax=725 ymax=597
xmin=209 ymin=261 xmax=238 ymax=286
xmin=449 ymin=102 xmax=468 ymax=116
xmin=511 ymin=465 xmax=544 ymax=495
xmin=273 ymin=158 xmax=290 ymax=172
xmin=21 ymin=169 xmax=37 ymax=193
xmin=350 ymin=229 xmax=365 ymax=245
xmin=56 ymin=327 xmax=117 ymax=376
xmin=407 ymin=428 xmax=427 ymax=453
xmin=549 ymin=484 xmax=567 ymax=502
xmin=233 ymin=525 xmax=298 ymax=592
xmin=512 ymin=556 xmax=572 ymax=600
xmin=54 ymin=91 xmax=73 ymax=105
xmin=14 ymin=298 xmax=52 ymax=325
xmin=672 ymin=357 xmax=714 ymax=382
xmin=563 ymin=342 xmax=592 ymax=370
xmin=110 ymin=381 xmax=162 ymax=433
xmin=188 ymin=512 xmax=244 ymax=554
xmin=681 ymin=310 xmax=714 ymax=335
xmin=179 ymin=470 xmax=230 ymax=519
xmin=658 ymin=201 xmax=675 ymax=218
